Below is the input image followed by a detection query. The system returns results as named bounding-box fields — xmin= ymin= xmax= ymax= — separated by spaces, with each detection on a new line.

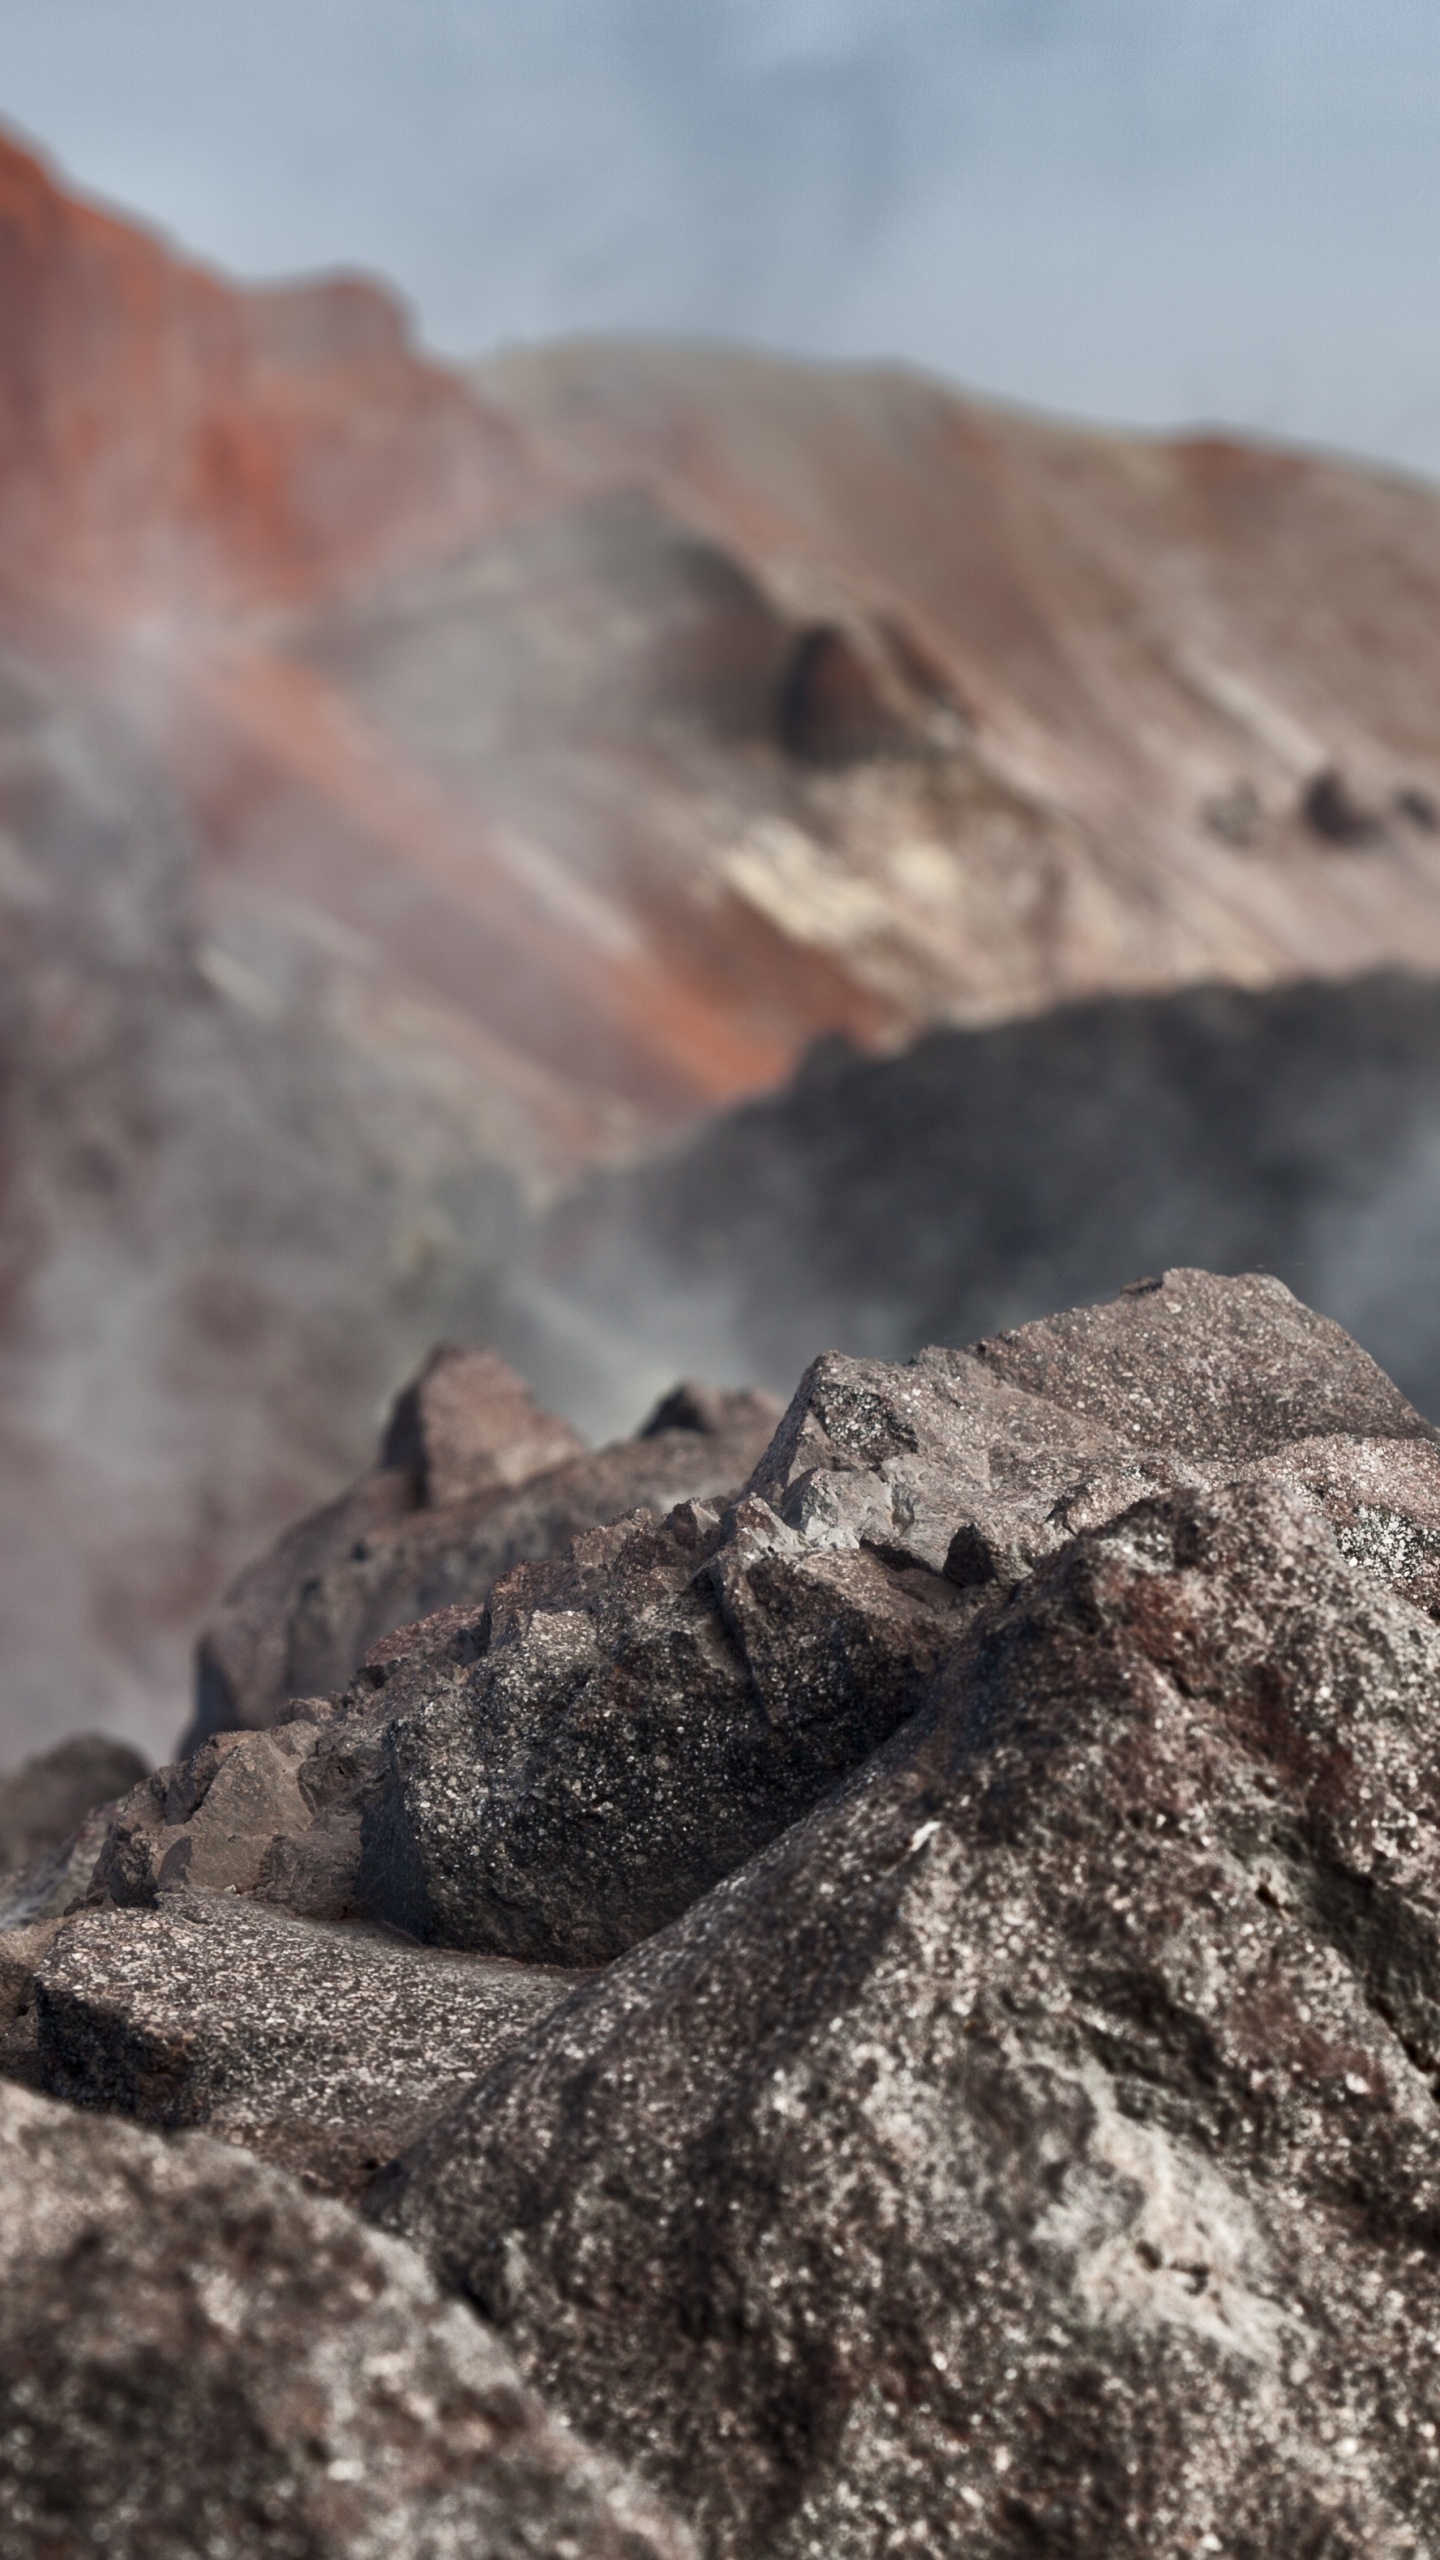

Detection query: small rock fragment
xmin=379 ymin=1342 xmax=585 ymax=1507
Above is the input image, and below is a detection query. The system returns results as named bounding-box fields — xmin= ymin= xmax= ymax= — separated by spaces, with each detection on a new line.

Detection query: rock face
xmin=13 ymin=1270 xmax=1440 ymax=2549
xmin=0 ymin=2079 xmax=689 ymax=2560
xmin=31 ymin=1891 xmax=580 ymax=2197
xmin=377 ymin=1466 xmax=1440 ymax=2558
xmin=360 ymin=1492 xmax=971 ymax=1964
xmin=192 ymin=1365 xmax=781 ymax=1742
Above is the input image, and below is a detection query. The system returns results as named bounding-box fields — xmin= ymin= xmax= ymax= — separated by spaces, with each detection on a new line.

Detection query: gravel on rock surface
xmin=0 ymin=2078 xmax=692 ymax=2560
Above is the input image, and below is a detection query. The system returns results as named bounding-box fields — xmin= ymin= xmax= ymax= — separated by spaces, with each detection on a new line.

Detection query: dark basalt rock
xmin=374 ymin=1476 xmax=1440 ymax=2559
xmin=192 ymin=1358 xmax=780 ymax=1745
xmin=31 ymin=1890 xmax=581 ymax=2197
xmin=0 ymin=2080 xmax=690 ymax=2560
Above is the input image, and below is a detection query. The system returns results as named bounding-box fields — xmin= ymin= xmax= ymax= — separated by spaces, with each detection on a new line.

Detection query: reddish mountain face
xmin=11 ymin=130 xmax=1440 ymax=1168
xmin=0 ymin=133 xmax=532 ymax=622
xmin=7 ymin=129 xmax=1440 ymax=1755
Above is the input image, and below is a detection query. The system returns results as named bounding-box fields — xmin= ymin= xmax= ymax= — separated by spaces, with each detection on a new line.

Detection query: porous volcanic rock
xmin=192 ymin=1367 xmax=780 ymax=1744
xmin=29 ymin=1889 xmax=581 ymax=2197
xmin=96 ymin=1589 xmax=572 ymax=1927
xmin=376 ymin=1473 xmax=1440 ymax=2559
xmin=0 ymin=2079 xmax=690 ymax=2560
xmin=358 ymin=1271 xmax=1440 ymax=1964
xmin=71 ymin=1274 xmax=1440 ymax=1982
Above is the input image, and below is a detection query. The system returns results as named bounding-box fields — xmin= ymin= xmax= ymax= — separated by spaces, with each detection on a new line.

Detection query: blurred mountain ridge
xmin=9 ymin=128 xmax=1440 ymax=1750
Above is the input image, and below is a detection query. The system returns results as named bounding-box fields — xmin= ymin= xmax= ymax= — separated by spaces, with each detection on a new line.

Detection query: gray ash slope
xmin=524 ymin=971 xmax=1440 ymax=1427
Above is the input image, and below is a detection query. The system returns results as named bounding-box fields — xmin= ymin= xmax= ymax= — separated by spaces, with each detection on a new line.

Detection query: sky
xmin=4 ymin=0 xmax=1440 ymax=476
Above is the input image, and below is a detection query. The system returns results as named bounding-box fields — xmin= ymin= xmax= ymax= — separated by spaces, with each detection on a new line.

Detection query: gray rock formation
xmin=359 ymin=1270 xmax=1440 ymax=1963
xmin=0 ymin=2079 xmax=689 ymax=2560
xmin=16 ymin=1269 xmax=1440 ymax=2553
xmin=192 ymin=1362 xmax=781 ymax=1744
xmin=31 ymin=1890 xmax=581 ymax=2196
xmin=532 ymin=970 xmax=1440 ymax=1426
xmin=376 ymin=1471 xmax=1440 ymax=2557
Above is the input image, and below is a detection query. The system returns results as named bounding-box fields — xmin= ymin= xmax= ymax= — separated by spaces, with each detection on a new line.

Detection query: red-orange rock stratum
xmin=9 ymin=127 xmax=1440 ymax=1755
xmin=10 ymin=128 xmax=1440 ymax=1164
xmin=0 ymin=131 xmax=534 ymax=621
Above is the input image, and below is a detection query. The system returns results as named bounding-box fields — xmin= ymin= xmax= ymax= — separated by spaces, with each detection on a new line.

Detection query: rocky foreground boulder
xmin=12 ymin=1269 xmax=1440 ymax=2553
xmin=379 ymin=1470 xmax=1440 ymax=2555
xmin=0 ymin=2080 xmax=689 ymax=2559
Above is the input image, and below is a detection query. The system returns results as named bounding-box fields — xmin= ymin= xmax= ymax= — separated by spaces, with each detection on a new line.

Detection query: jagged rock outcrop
xmin=376 ymin=1470 xmax=1440 ymax=2556
xmin=14 ymin=1270 xmax=1440 ymax=2550
xmin=0 ymin=2080 xmax=689 ymax=2560
xmin=47 ymin=1274 xmax=1440 ymax=1983
xmin=191 ymin=1362 xmax=782 ymax=1743
xmin=359 ymin=1270 xmax=1440 ymax=1962
xmin=45 ymin=1268 xmax=1440 ymax=1972
xmin=359 ymin=1490 xmax=971 ymax=1964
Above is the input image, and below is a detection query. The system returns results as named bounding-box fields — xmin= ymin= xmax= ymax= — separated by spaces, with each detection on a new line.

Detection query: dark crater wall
xmin=526 ymin=971 xmax=1440 ymax=1422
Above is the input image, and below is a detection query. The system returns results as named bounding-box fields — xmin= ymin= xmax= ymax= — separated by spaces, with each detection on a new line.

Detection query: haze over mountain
xmin=8 ymin=131 xmax=1440 ymax=1754
xmin=6 ymin=1 xmax=1440 ymax=477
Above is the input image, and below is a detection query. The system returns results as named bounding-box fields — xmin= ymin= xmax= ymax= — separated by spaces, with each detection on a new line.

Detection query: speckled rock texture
xmin=10 ymin=1270 xmax=1440 ymax=2556
xmin=0 ymin=2079 xmax=691 ymax=2560
xmin=192 ymin=1364 xmax=781 ymax=1745
xmin=31 ymin=1890 xmax=582 ymax=2197
xmin=376 ymin=1472 xmax=1440 ymax=2559
xmin=359 ymin=1271 xmax=1440 ymax=1964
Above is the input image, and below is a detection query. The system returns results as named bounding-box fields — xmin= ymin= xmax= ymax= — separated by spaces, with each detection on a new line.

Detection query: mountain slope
xmin=10 ymin=129 xmax=1440 ymax=1750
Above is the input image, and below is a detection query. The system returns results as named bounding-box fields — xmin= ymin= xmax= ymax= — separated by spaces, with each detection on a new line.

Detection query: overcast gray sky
xmin=4 ymin=0 xmax=1440 ymax=475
